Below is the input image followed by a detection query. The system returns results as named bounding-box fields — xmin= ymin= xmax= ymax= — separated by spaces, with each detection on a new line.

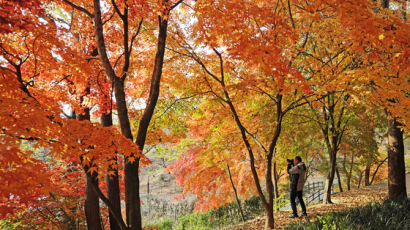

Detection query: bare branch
xmin=111 ymin=0 xmax=124 ymax=19
xmin=62 ymin=0 xmax=93 ymax=18
xmin=213 ymin=48 xmax=225 ymax=84
xmin=129 ymin=18 xmax=144 ymax=55
xmin=287 ymin=0 xmax=296 ymax=29
xmin=170 ymin=0 xmax=184 ymax=10
xmin=102 ymin=9 xmax=115 ymax=25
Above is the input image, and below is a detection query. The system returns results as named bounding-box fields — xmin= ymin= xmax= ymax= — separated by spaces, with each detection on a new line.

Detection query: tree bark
xmin=264 ymin=95 xmax=283 ymax=229
xmin=85 ymin=173 xmax=103 ymax=230
xmin=347 ymin=152 xmax=354 ymax=191
xmin=381 ymin=0 xmax=407 ymax=200
xmin=336 ymin=167 xmax=343 ymax=192
xmin=92 ymin=0 xmax=138 ymax=228
xmin=227 ymin=164 xmax=245 ymax=222
xmin=273 ymin=163 xmax=280 ymax=213
xmin=323 ymin=149 xmax=336 ymax=204
xmin=273 ymin=161 xmax=279 ymax=199
xmin=387 ymin=117 xmax=407 ymax=198
xmin=78 ymin=106 xmax=103 ymax=230
xmin=364 ymin=161 xmax=371 ymax=186
xmin=101 ymin=112 xmax=122 ymax=230
xmin=358 ymin=170 xmax=363 ymax=189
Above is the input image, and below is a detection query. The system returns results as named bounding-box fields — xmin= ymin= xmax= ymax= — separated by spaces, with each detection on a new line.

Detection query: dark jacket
xmin=287 ymin=162 xmax=307 ymax=191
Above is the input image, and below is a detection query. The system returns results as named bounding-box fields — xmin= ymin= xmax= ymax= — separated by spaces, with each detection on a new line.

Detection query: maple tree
xmin=0 ymin=0 xmax=408 ymax=229
xmin=0 ymin=1 xmax=173 ymax=229
xmin=165 ymin=0 xmax=408 ymax=228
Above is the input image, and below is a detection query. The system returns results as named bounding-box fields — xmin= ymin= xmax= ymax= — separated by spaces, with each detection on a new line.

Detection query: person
xmin=287 ymin=156 xmax=307 ymax=218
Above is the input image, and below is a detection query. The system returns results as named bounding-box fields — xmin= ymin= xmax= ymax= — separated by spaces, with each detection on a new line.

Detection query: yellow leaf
xmin=88 ymin=167 xmax=97 ymax=175
xmin=128 ymin=157 xmax=135 ymax=164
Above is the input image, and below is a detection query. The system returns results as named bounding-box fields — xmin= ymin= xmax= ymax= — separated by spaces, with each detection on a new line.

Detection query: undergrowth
xmin=285 ymin=198 xmax=410 ymax=230
xmin=145 ymin=194 xmax=287 ymax=229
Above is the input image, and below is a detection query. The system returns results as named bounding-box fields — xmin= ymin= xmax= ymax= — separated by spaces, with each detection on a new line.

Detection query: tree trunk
xmin=364 ymin=161 xmax=371 ymax=186
xmin=85 ymin=174 xmax=103 ymax=230
xmin=381 ymin=0 xmax=408 ymax=201
xmin=311 ymin=93 xmax=348 ymax=204
xmin=370 ymin=157 xmax=388 ymax=185
xmin=92 ymin=2 xmax=136 ymax=227
xmin=227 ymin=164 xmax=245 ymax=222
xmin=336 ymin=167 xmax=343 ymax=192
xmin=111 ymin=78 xmax=141 ymax=230
xmin=129 ymin=14 xmax=169 ymax=230
xmin=387 ymin=117 xmax=407 ymax=198
xmin=346 ymin=174 xmax=351 ymax=191
xmin=347 ymin=152 xmax=354 ymax=190
xmin=101 ymin=112 xmax=122 ymax=230
xmin=79 ymin=107 xmax=103 ymax=230
xmin=323 ymin=147 xmax=336 ymax=204
xmin=358 ymin=170 xmax=363 ymax=189
xmin=264 ymin=208 xmax=275 ymax=230
xmin=264 ymin=95 xmax=283 ymax=229
xmin=92 ymin=0 xmax=174 ymax=228
xmin=273 ymin=161 xmax=279 ymax=198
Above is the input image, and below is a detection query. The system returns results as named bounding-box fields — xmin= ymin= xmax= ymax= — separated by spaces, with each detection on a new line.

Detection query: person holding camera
xmin=287 ymin=156 xmax=307 ymax=218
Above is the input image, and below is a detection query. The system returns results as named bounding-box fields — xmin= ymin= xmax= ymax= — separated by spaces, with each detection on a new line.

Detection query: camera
xmin=287 ymin=159 xmax=294 ymax=165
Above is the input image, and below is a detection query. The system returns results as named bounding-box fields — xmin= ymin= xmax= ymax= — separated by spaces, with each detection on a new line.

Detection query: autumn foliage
xmin=0 ymin=0 xmax=408 ymax=229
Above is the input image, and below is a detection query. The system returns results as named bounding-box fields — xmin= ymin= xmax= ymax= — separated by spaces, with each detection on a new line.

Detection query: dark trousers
xmin=290 ymin=190 xmax=307 ymax=216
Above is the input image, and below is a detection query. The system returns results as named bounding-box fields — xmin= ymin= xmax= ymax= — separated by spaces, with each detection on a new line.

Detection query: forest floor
xmin=227 ymin=173 xmax=410 ymax=230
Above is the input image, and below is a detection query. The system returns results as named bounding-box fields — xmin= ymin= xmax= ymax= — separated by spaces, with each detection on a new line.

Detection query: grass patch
xmin=285 ymin=198 xmax=410 ymax=230
xmin=145 ymin=195 xmax=288 ymax=229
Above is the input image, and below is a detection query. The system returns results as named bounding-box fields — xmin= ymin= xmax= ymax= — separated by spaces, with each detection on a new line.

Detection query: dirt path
xmin=226 ymin=176 xmax=410 ymax=230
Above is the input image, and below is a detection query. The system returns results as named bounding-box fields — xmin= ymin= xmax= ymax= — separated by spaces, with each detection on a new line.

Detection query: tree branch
xmin=62 ymin=0 xmax=93 ymax=18
xmin=170 ymin=0 xmax=184 ymax=10
xmin=129 ymin=18 xmax=144 ymax=55
xmin=111 ymin=0 xmax=124 ymax=19
xmin=370 ymin=157 xmax=388 ymax=185
xmin=90 ymin=177 xmax=128 ymax=230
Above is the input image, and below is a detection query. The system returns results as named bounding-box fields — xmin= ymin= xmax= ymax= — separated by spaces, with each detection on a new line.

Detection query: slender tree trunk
xmin=387 ymin=117 xmax=407 ymax=198
xmin=273 ymin=161 xmax=279 ymax=199
xmin=323 ymin=147 xmax=336 ymax=204
xmin=92 ymin=0 xmax=175 ymax=228
xmin=273 ymin=161 xmax=279 ymax=212
xmin=309 ymin=93 xmax=348 ymax=204
xmin=265 ymin=155 xmax=275 ymax=230
xmin=364 ymin=161 xmax=371 ymax=186
xmin=221 ymin=79 xmax=272 ymax=228
xmin=79 ymin=107 xmax=103 ymax=230
xmin=85 ymin=174 xmax=103 ymax=230
xmin=130 ymin=13 xmax=169 ymax=229
xmin=370 ymin=157 xmax=388 ymax=185
xmin=101 ymin=112 xmax=122 ymax=230
xmin=336 ymin=167 xmax=343 ymax=192
xmin=112 ymin=78 xmax=141 ymax=229
xmin=348 ymin=152 xmax=354 ymax=190
xmin=264 ymin=95 xmax=283 ymax=229
xmin=93 ymin=1 xmax=140 ymax=226
xmin=358 ymin=170 xmax=364 ymax=189
xmin=227 ymin=164 xmax=245 ymax=222
xmin=224 ymin=95 xmax=275 ymax=229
